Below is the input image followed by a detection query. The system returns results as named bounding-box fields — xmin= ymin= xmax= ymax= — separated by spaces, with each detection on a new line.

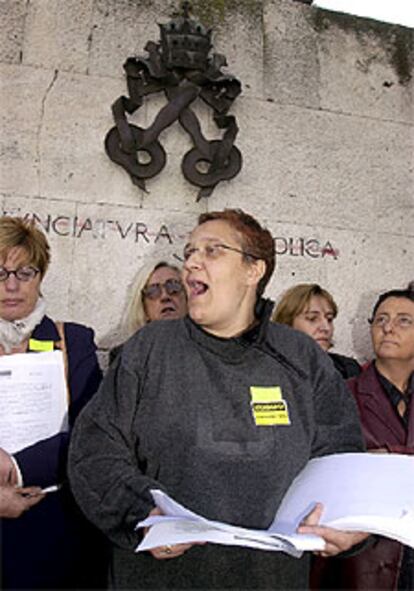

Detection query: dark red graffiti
xmin=1 ymin=209 xmax=339 ymax=259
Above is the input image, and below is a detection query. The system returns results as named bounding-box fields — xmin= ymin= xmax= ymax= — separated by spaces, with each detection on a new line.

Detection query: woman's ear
xmin=246 ymin=259 xmax=266 ymax=288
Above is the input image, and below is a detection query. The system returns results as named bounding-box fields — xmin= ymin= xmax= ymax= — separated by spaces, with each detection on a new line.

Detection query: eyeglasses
xmin=0 ymin=266 xmax=40 ymax=282
xmin=183 ymin=243 xmax=261 ymax=262
xmin=369 ymin=314 xmax=414 ymax=330
xmin=142 ymin=278 xmax=184 ymax=300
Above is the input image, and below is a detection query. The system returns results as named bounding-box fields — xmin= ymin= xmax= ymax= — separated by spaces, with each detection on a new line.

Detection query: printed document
xmin=136 ymin=453 xmax=414 ymax=555
xmin=0 ymin=350 xmax=68 ymax=454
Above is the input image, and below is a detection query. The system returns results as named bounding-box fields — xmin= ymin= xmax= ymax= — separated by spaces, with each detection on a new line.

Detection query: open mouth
xmin=160 ymin=305 xmax=177 ymax=315
xmin=187 ymin=279 xmax=208 ymax=297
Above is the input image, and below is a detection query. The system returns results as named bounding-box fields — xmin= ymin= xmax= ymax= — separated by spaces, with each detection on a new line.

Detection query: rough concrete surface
xmin=0 ymin=0 xmax=412 ymax=363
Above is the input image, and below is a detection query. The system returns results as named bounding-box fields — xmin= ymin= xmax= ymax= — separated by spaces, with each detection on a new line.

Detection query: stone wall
xmin=1 ymin=0 xmax=413 ymax=362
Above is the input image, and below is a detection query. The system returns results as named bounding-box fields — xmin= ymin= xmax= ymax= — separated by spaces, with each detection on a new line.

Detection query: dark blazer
xmin=328 ymin=352 xmax=361 ymax=380
xmin=311 ymin=363 xmax=414 ymax=591
xmin=1 ymin=315 xmax=108 ymax=590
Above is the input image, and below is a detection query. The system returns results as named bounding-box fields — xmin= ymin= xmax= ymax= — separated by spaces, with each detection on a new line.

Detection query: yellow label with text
xmin=250 ymin=386 xmax=290 ymax=426
xmin=29 ymin=339 xmax=54 ymax=352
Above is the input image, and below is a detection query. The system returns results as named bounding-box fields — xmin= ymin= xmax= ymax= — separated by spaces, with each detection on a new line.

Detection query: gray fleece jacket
xmin=68 ymin=301 xmax=364 ymax=590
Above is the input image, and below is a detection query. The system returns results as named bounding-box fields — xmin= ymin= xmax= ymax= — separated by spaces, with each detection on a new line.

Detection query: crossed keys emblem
xmin=105 ymin=4 xmax=242 ymax=201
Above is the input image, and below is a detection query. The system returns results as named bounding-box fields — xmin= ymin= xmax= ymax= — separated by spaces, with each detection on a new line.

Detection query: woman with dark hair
xmin=272 ymin=283 xmax=361 ymax=379
xmin=69 ymin=208 xmax=367 ymax=590
xmin=311 ymin=287 xmax=414 ymax=591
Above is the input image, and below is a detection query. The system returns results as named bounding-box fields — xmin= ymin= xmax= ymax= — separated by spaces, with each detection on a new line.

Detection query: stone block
xmin=0 ymin=64 xmax=55 ymax=196
xmin=263 ymin=0 xmax=320 ymax=108
xmin=312 ymin=8 xmax=414 ymax=123
xmin=0 ymin=0 xmax=26 ymax=64
xmin=213 ymin=96 xmax=410 ymax=236
xmin=38 ymin=72 xmax=128 ymax=202
xmin=195 ymin=0 xmax=264 ymax=100
xmin=87 ymin=0 xmax=170 ymax=78
xmin=23 ymin=0 xmax=94 ymax=73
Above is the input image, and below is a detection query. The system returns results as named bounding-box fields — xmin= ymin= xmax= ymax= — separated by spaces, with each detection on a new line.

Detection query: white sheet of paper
xmin=273 ymin=453 xmax=414 ymax=547
xmin=135 ymin=489 xmax=325 ymax=556
xmin=0 ymin=350 xmax=68 ymax=453
xmin=136 ymin=453 xmax=414 ymax=555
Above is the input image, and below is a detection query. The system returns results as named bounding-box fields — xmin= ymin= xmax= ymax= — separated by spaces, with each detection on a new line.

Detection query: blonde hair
xmin=272 ymin=283 xmax=338 ymax=326
xmin=0 ymin=216 xmax=50 ymax=278
xmin=124 ymin=257 xmax=182 ymax=335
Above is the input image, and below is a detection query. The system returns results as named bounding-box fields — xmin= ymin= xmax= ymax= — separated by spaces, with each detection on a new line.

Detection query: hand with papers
xmin=137 ymin=489 xmax=325 ymax=559
xmin=143 ymin=506 xmax=198 ymax=560
xmin=137 ymin=453 xmax=414 ymax=558
xmin=298 ymin=502 xmax=368 ymax=557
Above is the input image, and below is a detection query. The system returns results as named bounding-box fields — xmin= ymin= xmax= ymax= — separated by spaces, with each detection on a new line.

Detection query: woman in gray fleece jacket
xmin=69 ymin=209 xmax=367 ymax=590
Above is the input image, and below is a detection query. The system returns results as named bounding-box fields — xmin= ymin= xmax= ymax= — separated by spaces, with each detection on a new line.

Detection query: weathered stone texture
xmin=0 ymin=64 xmax=54 ymax=196
xmin=23 ymin=0 xmax=94 ymax=72
xmin=313 ymin=11 xmax=414 ymax=123
xmin=0 ymin=0 xmax=412 ymax=359
xmin=0 ymin=0 xmax=27 ymax=64
xmin=263 ymin=0 xmax=320 ymax=108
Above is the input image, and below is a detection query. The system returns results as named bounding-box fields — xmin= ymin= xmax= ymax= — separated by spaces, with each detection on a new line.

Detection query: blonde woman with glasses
xmin=110 ymin=258 xmax=187 ymax=362
xmin=0 ymin=216 xmax=107 ymax=590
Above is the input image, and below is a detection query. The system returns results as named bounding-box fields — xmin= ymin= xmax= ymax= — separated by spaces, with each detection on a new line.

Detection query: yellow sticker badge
xmin=250 ymin=386 xmax=291 ymax=426
xmin=29 ymin=339 xmax=54 ymax=352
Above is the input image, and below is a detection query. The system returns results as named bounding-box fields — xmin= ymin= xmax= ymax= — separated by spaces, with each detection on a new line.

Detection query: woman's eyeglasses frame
xmin=182 ymin=242 xmax=261 ymax=263
xmin=368 ymin=314 xmax=414 ymax=330
xmin=0 ymin=266 xmax=40 ymax=282
xmin=142 ymin=278 xmax=184 ymax=300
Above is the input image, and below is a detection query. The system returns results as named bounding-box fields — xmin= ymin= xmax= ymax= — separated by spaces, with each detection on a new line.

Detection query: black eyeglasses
xmin=0 ymin=266 xmax=40 ymax=282
xmin=142 ymin=278 xmax=184 ymax=300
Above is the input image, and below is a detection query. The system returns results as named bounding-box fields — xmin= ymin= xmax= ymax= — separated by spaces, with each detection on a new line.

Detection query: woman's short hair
xmin=0 ymin=216 xmax=50 ymax=278
xmin=272 ymin=283 xmax=338 ymax=325
xmin=124 ymin=258 xmax=182 ymax=334
xmin=198 ymin=209 xmax=275 ymax=298
xmin=370 ymin=287 xmax=414 ymax=320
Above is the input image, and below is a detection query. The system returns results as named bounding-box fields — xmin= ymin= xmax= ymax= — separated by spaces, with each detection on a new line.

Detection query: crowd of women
xmin=0 ymin=211 xmax=412 ymax=590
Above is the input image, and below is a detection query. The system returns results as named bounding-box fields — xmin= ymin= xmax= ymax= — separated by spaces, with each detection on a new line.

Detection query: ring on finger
xmin=163 ymin=545 xmax=173 ymax=555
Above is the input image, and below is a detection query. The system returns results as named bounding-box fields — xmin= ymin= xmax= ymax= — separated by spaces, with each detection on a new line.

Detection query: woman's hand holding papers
xmin=298 ymin=502 xmax=369 ymax=557
xmin=144 ymin=506 xmax=196 ymax=560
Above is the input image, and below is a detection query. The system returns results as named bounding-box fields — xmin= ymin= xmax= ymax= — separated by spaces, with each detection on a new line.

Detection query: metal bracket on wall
xmin=104 ymin=2 xmax=242 ymax=201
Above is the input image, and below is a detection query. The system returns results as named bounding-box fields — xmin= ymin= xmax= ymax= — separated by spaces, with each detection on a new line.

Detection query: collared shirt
xmin=374 ymin=364 xmax=413 ymax=428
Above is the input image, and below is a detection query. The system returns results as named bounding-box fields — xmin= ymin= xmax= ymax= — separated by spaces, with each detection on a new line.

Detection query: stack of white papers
xmin=274 ymin=452 xmax=414 ymax=547
xmin=136 ymin=453 xmax=414 ymax=557
xmin=136 ymin=490 xmax=324 ymax=557
xmin=0 ymin=351 xmax=68 ymax=454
